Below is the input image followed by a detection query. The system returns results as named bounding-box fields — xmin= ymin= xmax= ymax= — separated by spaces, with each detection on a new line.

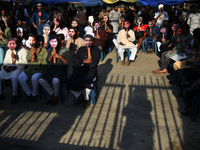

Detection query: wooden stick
xmin=105 ymin=22 xmax=107 ymax=30
xmin=162 ymin=33 xmax=165 ymax=39
xmin=39 ymin=18 xmax=41 ymax=25
xmin=150 ymin=28 xmax=152 ymax=36
xmin=45 ymin=35 xmax=47 ymax=44
xmin=138 ymin=23 xmax=140 ymax=31
xmin=96 ymin=30 xmax=99 ymax=36
xmin=121 ymin=22 xmax=123 ymax=29
xmin=31 ymin=46 xmax=34 ymax=61
xmin=12 ymin=50 xmax=14 ymax=64
xmin=53 ymin=48 xmax=56 ymax=63
xmin=71 ymin=37 xmax=73 ymax=43
xmin=177 ymin=36 xmax=180 ymax=44
xmin=88 ymin=47 xmax=91 ymax=58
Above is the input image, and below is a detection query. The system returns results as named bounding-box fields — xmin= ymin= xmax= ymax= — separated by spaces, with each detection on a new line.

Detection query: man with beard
xmin=39 ymin=34 xmax=72 ymax=105
xmin=67 ymin=33 xmax=100 ymax=108
xmin=117 ymin=20 xmax=137 ymax=66
xmin=18 ymin=35 xmax=48 ymax=102
xmin=0 ymin=37 xmax=28 ymax=103
xmin=93 ymin=21 xmax=108 ymax=52
xmin=66 ymin=27 xmax=84 ymax=55
xmin=22 ymin=33 xmax=36 ymax=53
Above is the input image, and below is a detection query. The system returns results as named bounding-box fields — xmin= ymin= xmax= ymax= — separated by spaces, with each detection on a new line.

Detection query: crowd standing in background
xmin=0 ymin=2 xmax=200 ymax=116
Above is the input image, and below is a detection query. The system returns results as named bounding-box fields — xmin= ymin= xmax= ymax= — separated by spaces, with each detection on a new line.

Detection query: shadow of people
xmin=97 ymin=59 xmax=113 ymax=93
xmin=119 ymin=76 xmax=154 ymax=149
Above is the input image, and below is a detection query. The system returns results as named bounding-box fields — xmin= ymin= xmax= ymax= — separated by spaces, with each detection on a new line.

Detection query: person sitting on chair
xmin=66 ymin=26 xmax=84 ymax=55
xmin=39 ymin=34 xmax=72 ymax=105
xmin=93 ymin=21 xmax=108 ymax=52
xmin=117 ymin=20 xmax=137 ymax=66
xmin=67 ymin=33 xmax=100 ymax=108
xmin=0 ymin=37 xmax=28 ymax=103
xmin=144 ymin=20 xmax=159 ymax=53
xmin=18 ymin=35 xmax=48 ymax=103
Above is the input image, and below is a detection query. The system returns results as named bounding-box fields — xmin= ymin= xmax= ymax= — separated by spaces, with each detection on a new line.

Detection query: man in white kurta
xmin=117 ymin=20 xmax=137 ymax=66
xmin=0 ymin=38 xmax=27 ymax=103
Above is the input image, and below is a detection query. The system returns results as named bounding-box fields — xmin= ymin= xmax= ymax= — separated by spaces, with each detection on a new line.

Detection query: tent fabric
xmin=103 ymin=0 xmax=137 ymax=4
xmin=139 ymin=0 xmax=186 ymax=7
xmin=81 ymin=0 xmax=102 ymax=7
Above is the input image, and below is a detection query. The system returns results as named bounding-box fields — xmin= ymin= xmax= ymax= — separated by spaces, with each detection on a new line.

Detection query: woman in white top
xmin=55 ymin=21 xmax=70 ymax=42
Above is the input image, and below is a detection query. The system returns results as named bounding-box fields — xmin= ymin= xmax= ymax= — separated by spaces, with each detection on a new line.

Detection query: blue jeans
xmin=37 ymin=28 xmax=43 ymax=35
xmin=144 ymin=36 xmax=156 ymax=51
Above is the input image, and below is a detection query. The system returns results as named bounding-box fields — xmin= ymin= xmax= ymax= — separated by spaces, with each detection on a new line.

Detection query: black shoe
xmin=74 ymin=93 xmax=84 ymax=106
xmin=45 ymin=99 xmax=52 ymax=105
xmin=83 ymin=99 xmax=90 ymax=108
xmin=50 ymin=95 xmax=59 ymax=106
xmin=24 ymin=95 xmax=32 ymax=102
xmin=180 ymin=110 xmax=191 ymax=116
xmin=0 ymin=95 xmax=5 ymax=101
xmin=30 ymin=95 xmax=38 ymax=103
xmin=11 ymin=95 xmax=18 ymax=104
xmin=177 ymin=93 xmax=184 ymax=98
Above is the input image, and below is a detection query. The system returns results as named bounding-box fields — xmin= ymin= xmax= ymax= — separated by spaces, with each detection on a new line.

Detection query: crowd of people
xmin=0 ymin=2 xmax=200 ymax=116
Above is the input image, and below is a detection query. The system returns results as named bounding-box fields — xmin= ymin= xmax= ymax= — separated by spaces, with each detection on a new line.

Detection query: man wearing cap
xmin=154 ymin=3 xmax=169 ymax=28
xmin=67 ymin=33 xmax=100 ymax=108
xmin=187 ymin=5 xmax=200 ymax=34
xmin=31 ymin=3 xmax=49 ymax=35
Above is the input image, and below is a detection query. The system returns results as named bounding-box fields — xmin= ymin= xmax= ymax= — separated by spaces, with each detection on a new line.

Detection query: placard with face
xmin=28 ymin=36 xmax=36 ymax=46
xmin=177 ymin=28 xmax=182 ymax=36
xmin=184 ymin=44 xmax=191 ymax=55
xmin=88 ymin=16 xmax=94 ymax=24
xmin=172 ymin=24 xmax=179 ymax=31
xmin=49 ymin=38 xmax=58 ymax=48
xmin=160 ymin=27 xmax=166 ymax=34
xmin=148 ymin=21 xmax=153 ymax=28
xmin=43 ymin=25 xmax=50 ymax=35
xmin=7 ymin=39 xmax=17 ymax=50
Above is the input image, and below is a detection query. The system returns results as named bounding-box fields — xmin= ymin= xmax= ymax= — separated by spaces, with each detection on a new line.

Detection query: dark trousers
xmin=160 ymin=50 xmax=171 ymax=71
xmin=174 ymin=68 xmax=200 ymax=85
xmin=180 ymin=80 xmax=200 ymax=108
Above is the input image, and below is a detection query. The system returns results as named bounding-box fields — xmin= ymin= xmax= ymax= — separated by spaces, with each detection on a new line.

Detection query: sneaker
xmin=0 ymin=95 xmax=5 ymax=101
xmin=74 ymin=93 xmax=84 ymax=106
xmin=11 ymin=95 xmax=18 ymax=104
xmin=83 ymin=99 xmax=90 ymax=108
xmin=24 ymin=95 xmax=32 ymax=102
xmin=30 ymin=95 xmax=38 ymax=103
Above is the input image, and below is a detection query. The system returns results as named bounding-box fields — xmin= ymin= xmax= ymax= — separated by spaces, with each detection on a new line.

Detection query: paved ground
xmin=0 ymin=49 xmax=200 ymax=150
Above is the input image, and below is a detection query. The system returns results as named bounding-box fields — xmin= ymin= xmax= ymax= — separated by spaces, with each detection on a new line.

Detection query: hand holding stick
xmin=53 ymin=48 xmax=56 ymax=63
xmin=11 ymin=50 xmax=14 ymax=64
xmin=31 ymin=46 xmax=34 ymax=61
xmin=150 ymin=28 xmax=152 ymax=36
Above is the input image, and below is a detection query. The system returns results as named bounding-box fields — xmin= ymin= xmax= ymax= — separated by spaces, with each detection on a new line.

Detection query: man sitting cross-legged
xmin=117 ymin=20 xmax=137 ymax=66
xmin=39 ymin=34 xmax=72 ymax=105
xmin=67 ymin=33 xmax=100 ymax=108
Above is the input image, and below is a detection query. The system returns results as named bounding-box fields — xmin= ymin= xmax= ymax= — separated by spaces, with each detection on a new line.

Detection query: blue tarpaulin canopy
xmin=31 ymin=0 xmax=186 ymax=7
xmin=139 ymin=0 xmax=186 ymax=7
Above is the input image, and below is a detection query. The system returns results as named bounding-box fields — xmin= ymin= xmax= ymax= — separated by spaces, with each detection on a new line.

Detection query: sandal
xmin=152 ymin=70 xmax=159 ymax=74
xmin=121 ymin=60 xmax=125 ymax=65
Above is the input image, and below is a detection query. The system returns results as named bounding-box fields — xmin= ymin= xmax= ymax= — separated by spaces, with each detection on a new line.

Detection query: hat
xmin=37 ymin=3 xmax=42 ymax=7
xmin=163 ymin=18 xmax=168 ymax=21
xmin=158 ymin=4 xmax=163 ymax=9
